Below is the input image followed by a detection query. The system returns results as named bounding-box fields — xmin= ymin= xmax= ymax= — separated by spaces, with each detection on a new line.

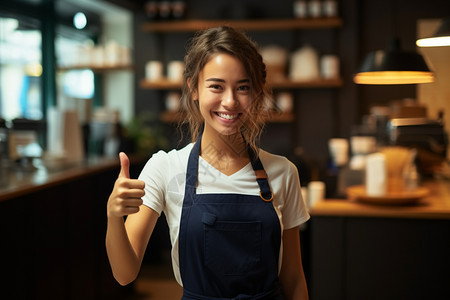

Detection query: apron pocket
xmin=203 ymin=216 xmax=262 ymax=276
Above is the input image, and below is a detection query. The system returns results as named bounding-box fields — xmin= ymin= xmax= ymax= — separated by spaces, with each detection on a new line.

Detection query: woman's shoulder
xmin=259 ymin=149 xmax=295 ymax=167
xmin=258 ymin=149 xmax=298 ymax=175
xmin=143 ymin=143 xmax=194 ymax=171
xmin=151 ymin=142 xmax=193 ymax=161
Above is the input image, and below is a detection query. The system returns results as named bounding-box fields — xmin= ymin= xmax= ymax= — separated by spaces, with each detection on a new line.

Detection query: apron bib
xmin=178 ymin=135 xmax=283 ymax=300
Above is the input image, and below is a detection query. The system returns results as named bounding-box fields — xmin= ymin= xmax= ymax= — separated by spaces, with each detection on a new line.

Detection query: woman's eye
xmin=237 ymin=85 xmax=250 ymax=92
xmin=208 ymin=84 xmax=222 ymax=90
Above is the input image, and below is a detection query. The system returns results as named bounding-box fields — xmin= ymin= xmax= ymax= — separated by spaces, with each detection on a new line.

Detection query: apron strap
xmin=248 ymin=148 xmax=273 ymax=202
xmin=184 ymin=135 xmax=202 ymax=205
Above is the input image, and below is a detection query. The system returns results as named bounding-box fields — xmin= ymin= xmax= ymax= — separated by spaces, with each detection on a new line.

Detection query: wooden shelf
xmin=140 ymin=78 xmax=343 ymax=90
xmin=58 ymin=65 xmax=134 ymax=73
xmin=160 ymin=111 xmax=294 ymax=124
xmin=141 ymin=17 xmax=343 ymax=32
xmin=267 ymin=112 xmax=295 ymax=123
xmin=270 ymin=78 xmax=343 ymax=88
xmin=140 ymin=79 xmax=182 ymax=90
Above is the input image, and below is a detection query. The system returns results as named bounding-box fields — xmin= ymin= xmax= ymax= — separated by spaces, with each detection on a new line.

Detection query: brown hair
xmin=178 ymin=26 xmax=273 ymax=156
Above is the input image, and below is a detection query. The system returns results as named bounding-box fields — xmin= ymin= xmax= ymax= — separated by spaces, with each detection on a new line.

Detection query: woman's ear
xmin=187 ymin=78 xmax=198 ymax=101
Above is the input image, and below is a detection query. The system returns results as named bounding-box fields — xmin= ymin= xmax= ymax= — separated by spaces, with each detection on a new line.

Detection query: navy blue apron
xmin=179 ymin=135 xmax=284 ymax=300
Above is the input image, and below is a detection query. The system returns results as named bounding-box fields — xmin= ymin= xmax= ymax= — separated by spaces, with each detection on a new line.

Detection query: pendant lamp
xmin=353 ymin=37 xmax=434 ymax=85
xmin=416 ymin=18 xmax=450 ymax=47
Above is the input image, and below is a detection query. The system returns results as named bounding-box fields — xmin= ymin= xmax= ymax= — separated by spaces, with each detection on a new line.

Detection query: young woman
xmin=106 ymin=26 xmax=310 ymax=300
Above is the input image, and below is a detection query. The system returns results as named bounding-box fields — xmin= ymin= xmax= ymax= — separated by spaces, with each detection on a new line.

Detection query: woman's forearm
xmin=105 ymin=216 xmax=141 ymax=286
xmin=280 ymin=226 xmax=309 ymax=300
xmin=290 ymin=273 xmax=309 ymax=300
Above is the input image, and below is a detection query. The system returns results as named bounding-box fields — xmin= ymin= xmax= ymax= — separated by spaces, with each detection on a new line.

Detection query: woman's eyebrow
xmin=205 ymin=78 xmax=250 ymax=83
xmin=205 ymin=78 xmax=225 ymax=83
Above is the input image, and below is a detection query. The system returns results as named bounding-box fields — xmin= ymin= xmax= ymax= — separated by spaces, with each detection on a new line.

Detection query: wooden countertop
xmin=310 ymin=179 xmax=450 ymax=219
xmin=0 ymin=156 xmax=121 ymax=202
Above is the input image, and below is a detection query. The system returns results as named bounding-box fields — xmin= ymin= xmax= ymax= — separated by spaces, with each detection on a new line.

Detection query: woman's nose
xmin=222 ymin=89 xmax=238 ymax=108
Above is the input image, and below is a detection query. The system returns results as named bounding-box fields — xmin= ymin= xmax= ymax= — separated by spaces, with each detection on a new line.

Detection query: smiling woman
xmin=106 ymin=26 xmax=310 ymax=300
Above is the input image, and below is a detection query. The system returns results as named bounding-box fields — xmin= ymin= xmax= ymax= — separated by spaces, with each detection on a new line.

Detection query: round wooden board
xmin=346 ymin=185 xmax=429 ymax=205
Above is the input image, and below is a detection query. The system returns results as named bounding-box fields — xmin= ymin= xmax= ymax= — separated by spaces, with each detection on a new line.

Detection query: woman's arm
xmin=105 ymin=153 xmax=159 ymax=286
xmin=106 ymin=206 xmax=159 ymax=286
xmin=279 ymin=226 xmax=309 ymax=300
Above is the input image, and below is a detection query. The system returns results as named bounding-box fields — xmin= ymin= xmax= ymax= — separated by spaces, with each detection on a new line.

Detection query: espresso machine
xmin=387 ymin=114 xmax=448 ymax=175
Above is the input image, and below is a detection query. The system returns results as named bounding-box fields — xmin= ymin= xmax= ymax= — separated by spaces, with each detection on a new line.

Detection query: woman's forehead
xmin=201 ymin=53 xmax=248 ymax=78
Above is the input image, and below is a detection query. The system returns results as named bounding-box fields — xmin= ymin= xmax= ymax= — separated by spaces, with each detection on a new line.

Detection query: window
xmin=55 ymin=33 xmax=96 ymax=103
xmin=0 ymin=15 xmax=42 ymax=121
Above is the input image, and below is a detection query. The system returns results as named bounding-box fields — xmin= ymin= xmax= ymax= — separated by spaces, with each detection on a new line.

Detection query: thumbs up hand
xmin=118 ymin=152 xmax=131 ymax=179
xmin=107 ymin=152 xmax=145 ymax=218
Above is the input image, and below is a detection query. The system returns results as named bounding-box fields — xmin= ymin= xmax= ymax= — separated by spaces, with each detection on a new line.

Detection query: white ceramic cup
xmin=167 ymin=61 xmax=184 ymax=82
xmin=323 ymin=0 xmax=338 ymax=17
xmin=365 ymin=152 xmax=387 ymax=196
xmin=308 ymin=0 xmax=322 ymax=17
xmin=308 ymin=181 xmax=325 ymax=207
xmin=165 ymin=92 xmax=181 ymax=112
xmin=276 ymin=92 xmax=294 ymax=113
xmin=145 ymin=61 xmax=163 ymax=81
xmin=329 ymin=138 xmax=349 ymax=167
xmin=320 ymin=55 xmax=340 ymax=79
xmin=294 ymin=1 xmax=308 ymax=18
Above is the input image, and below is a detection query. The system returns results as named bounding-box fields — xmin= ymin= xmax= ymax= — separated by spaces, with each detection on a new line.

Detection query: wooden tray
xmin=346 ymin=185 xmax=430 ymax=205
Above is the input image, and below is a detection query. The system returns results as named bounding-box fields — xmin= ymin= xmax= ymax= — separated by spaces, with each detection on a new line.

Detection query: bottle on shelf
xmin=145 ymin=1 xmax=159 ymax=20
xmin=323 ymin=0 xmax=338 ymax=17
xmin=308 ymin=0 xmax=323 ymax=18
xmin=171 ymin=1 xmax=186 ymax=19
xmin=158 ymin=0 xmax=172 ymax=20
xmin=293 ymin=0 xmax=308 ymax=19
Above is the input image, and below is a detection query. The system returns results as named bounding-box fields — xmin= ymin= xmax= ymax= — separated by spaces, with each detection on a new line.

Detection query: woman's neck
xmin=200 ymin=129 xmax=249 ymax=175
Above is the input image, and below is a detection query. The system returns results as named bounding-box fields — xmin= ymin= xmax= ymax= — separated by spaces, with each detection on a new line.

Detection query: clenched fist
xmin=107 ymin=152 xmax=145 ymax=218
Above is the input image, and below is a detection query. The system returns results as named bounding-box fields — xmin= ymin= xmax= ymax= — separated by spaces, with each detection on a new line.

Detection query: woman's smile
xmin=215 ymin=112 xmax=240 ymax=120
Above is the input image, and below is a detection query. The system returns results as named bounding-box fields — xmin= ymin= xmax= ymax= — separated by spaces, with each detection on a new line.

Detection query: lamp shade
xmin=354 ymin=38 xmax=434 ymax=85
xmin=416 ymin=18 xmax=450 ymax=47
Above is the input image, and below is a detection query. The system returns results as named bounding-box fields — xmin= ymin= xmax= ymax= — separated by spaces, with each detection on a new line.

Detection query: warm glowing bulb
xmin=353 ymin=71 xmax=434 ymax=85
xmin=416 ymin=36 xmax=450 ymax=47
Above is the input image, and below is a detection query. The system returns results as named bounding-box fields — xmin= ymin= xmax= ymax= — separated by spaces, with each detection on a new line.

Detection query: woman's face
xmin=195 ymin=53 xmax=251 ymax=137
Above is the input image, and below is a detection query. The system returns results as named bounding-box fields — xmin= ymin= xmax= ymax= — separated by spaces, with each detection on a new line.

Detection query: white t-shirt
xmin=139 ymin=143 xmax=310 ymax=285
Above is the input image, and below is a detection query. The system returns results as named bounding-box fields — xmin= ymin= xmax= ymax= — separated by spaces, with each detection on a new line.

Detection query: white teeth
xmin=217 ymin=113 xmax=238 ymax=120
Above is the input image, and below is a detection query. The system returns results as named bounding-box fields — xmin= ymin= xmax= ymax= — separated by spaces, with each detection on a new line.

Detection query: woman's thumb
xmin=118 ymin=152 xmax=130 ymax=179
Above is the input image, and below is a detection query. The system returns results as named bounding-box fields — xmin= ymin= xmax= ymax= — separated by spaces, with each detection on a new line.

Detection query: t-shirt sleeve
xmin=138 ymin=150 xmax=169 ymax=215
xmin=282 ymin=160 xmax=310 ymax=229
